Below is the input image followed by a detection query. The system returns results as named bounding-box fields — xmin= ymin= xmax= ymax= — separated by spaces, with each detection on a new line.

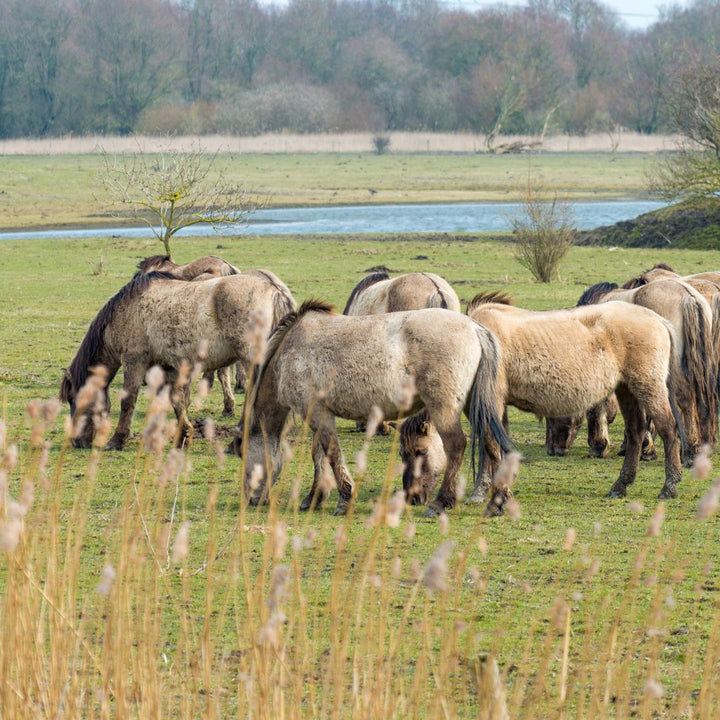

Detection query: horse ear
xmin=420 ymin=421 xmax=430 ymax=435
xmin=386 ymin=421 xmax=399 ymax=432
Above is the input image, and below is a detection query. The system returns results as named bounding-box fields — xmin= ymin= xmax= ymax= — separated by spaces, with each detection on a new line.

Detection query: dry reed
xmin=1 ymin=384 xmax=720 ymax=719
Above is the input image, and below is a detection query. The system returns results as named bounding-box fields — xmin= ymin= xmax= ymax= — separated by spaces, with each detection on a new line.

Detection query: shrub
xmin=511 ymin=185 xmax=576 ymax=282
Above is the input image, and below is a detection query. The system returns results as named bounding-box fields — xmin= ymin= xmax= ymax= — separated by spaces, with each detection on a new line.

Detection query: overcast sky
xmin=441 ymin=0 xmax=689 ymax=29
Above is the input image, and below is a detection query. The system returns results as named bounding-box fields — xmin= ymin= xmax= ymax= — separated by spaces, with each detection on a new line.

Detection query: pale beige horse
xmin=135 ymin=254 xmax=247 ymax=413
xmin=344 ymin=270 xmax=461 ymax=435
xmin=231 ymin=300 xmax=511 ymax=516
xmin=343 ymin=271 xmax=461 ymax=315
xmin=61 ymin=269 xmax=295 ymax=450
xmin=400 ymin=294 xmax=685 ymax=515
xmin=551 ymin=278 xmax=719 ymax=463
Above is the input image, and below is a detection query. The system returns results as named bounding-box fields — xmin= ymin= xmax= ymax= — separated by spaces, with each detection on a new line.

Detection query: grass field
xmin=1 ymin=225 xmax=720 ymax=717
xmin=0 ymin=150 xmax=661 ymax=231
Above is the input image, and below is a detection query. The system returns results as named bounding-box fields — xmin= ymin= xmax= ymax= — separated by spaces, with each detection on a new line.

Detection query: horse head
xmin=59 ymin=365 xmax=110 ymax=449
xmin=399 ymin=410 xmax=446 ymax=505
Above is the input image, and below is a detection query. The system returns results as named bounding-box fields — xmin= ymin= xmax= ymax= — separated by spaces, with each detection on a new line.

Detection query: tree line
xmin=1 ymin=0 xmax=719 ymax=140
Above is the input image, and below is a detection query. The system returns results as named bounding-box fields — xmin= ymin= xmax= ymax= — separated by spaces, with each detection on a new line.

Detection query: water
xmin=0 ymin=200 xmax=665 ymax=241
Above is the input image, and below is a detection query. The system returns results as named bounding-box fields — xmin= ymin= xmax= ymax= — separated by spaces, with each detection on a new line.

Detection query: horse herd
xmin=60 ymin=256 xmax=720 ymax=518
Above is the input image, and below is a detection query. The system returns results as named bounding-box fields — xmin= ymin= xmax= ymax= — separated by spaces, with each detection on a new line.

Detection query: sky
xmin=442 ymin=0 xmax=690 ymax=29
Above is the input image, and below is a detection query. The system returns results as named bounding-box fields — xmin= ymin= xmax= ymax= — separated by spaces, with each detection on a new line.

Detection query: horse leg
xmin=303 ymin=418 xmax=354 ymax=516
xmin=607 ymin=387 xmax=645 ymax=498
xmin=171 ymin=382 xmax=194 ymax=447
xmin=643 ymin=399 xmax=683 ymax=499
xmin=234 ymin=361 xmax=247 ymax=393
xmin=641 ymin=419 xmax=657 ymax=461
xmin=217 ymin=366 xmax=235 ymax=417
xmin=299 ymin=434 xmax=333 ymax=511
xmin=587 ymin=401 xmax=610 ymax=458
xmin=425 ymin=420 xmax=467 ymax=516
xmin=106 ymin=358 xmax=146 ymax=450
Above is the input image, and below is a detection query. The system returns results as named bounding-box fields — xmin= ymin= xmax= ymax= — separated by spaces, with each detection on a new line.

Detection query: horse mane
xmin=243 ymin=299 xmax=334 ymax=423
xmin=61 ymin=271 xmax=178 ymax=399
xmin=343 ymin=272 xmax=391 ymax=314
xmin=466 ymin=291 xmax=513 ymax=313
xmin=400 ymin=409 xmax=431 ymax=448
xmin=621 ymin=275 xmax=648 ymax=289
xmin=577 ymin=282 xmax=618 ymax=306
xmin=651 ymin=262 xmax=676 ymax=272
xmin=134 ymin=255 xmax=174 ymax=277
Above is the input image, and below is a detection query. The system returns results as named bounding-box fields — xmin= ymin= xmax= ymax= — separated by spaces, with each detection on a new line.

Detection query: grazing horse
xmin=134 ymin=254 xmax=239 ymax=280
xmin=344 ymin=270 xmax=460 ymax=434
xmin=400 ymin=293 xmax=685 ymax=515
xmin=60 ymin=270 xmax=295 ymax=450
xmin=135 ymin=254 xmax=246 ymax=411
xmin=230 ymin=300 xmax=511 ymax=516
xmin=343 ymin=271 xmax=461 ymax=315
xmin=550 ymin=278 xmax=718 ymax=463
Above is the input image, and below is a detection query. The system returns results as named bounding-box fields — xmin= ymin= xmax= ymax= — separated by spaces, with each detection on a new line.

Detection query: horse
xmin=343 ymin=270 xmax=461 ymax=434
xmin=549 ymin=278 xmax=719 ymax=463
xmin=135 ymin=254 xmax=247 ymax=411
xmin=343 ymin=271 xmax=461 ymax=315
xmin=399 ymin=292 xmax=685 ymax=515
xmin=134 ymin=254 xmax=239 ymax=281
xmin=229 ymin=300 xmax=511 ymax=516
xmin=60 ymin=269 xmax=295 ymax=450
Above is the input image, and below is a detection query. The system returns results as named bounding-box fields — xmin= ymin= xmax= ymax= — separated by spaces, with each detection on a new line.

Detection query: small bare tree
xmin=100 ymin=143 xmax=261 ymax=258
xmin=511 ymin=183 xmax=576 ymax=283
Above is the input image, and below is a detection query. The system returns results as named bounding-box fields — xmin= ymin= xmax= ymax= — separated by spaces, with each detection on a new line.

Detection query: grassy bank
xmin=2 ymin=232 xmax=720 ymax=716
xmin=0 ymin=151 xmax=660 ymax=231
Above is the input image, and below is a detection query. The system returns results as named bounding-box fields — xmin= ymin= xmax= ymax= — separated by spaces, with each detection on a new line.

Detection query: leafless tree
xmin=100 ymin=143 xmax=261 ymax=258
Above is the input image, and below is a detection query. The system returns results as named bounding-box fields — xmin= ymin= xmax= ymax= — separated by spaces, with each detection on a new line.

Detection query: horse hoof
xmin=606 ymin=488 xmax=627 ymax=499
xmin=482 ymin=502 xmax=504 ymax=518
xmin=423 ymin=505 xmax=442 ymax=518
xmin=641 ymin=451 xmax=658 ymax=462
xmin=465 ymin=491 xmax=486 ymax=504
xmin=658 ymin=486 xmax=678 ymax=499
xmin=333 ymin=504 xmax=349 ymax=516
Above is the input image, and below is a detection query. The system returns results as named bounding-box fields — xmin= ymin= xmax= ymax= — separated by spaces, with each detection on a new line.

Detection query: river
xmin=0 ymin=200 xmax=665 ymax=241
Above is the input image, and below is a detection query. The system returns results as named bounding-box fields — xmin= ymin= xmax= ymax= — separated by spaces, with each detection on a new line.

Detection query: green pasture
xmin=1 ymin=229 xmax=720 ymax=716
xmin=0 ymin=151 xmax=658 ymax=230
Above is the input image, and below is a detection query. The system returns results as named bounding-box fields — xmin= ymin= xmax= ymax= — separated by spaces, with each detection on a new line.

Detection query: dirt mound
xmin=577 ymin=198 xmax=720 ymax=249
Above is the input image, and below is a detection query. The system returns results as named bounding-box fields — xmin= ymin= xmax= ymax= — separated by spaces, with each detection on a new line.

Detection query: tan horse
xmin=135 ymin=254 xmax=247 ymax=411
xmin=561 ymin=278 xmax=719 ymax=462
xmin=343 ymin=271 xmax=461 ymax=315
xmin=400 ymin=293 xmax=685 ymax=515
xmin=134 ymin=254 xmax=240 ymax=280
xmin=61 ymin=269 xmax=295 ymax=450
xmin=231 ymin=300 xmax=511 ymax=516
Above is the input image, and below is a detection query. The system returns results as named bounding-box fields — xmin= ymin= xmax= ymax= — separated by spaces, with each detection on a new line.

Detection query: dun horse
xmin=60 ymin=269 xmax=295 ymax=449
xmin=548 ymin=277 xmax=718 ymax=463
xmin=343 ymin=271 xmax=461 ymax=315
xmin=400 ymin=293 xmax=685 ymax=515
xmin=135 ymin=254 xmax=246 ymax=411
xmin=134 ymin=254 xmax=239 ymax=280
xmin=230 ymin=300 xmax=511 ymax=516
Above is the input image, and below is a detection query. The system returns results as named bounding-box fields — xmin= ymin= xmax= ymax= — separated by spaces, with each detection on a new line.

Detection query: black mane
xmin=343 ymin=272 xmax=390 ymax=314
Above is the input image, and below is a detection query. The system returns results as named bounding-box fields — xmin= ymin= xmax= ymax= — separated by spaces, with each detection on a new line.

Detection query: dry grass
xmin=3 ymin=378 xmax=720 ymax=718
xmin=0 ymin=131 xmax=683 ymax=156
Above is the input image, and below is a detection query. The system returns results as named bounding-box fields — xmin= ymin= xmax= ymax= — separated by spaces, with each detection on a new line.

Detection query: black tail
xmin=469 ymin=323 xmax=512 ymax=484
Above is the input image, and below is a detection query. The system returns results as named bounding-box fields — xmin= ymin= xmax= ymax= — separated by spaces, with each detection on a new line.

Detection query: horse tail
xmin=680 ymin=294 xmax=717 ymax=446
xmin=421 ymin=273 xmax=449 ymax=309
xmin=665 ymin=325 xmax=688 ymax=460
xmin=711 ymin=293 xmax=720 ymax=441
xmin=469 ymin=323 xmax=512 ymax=485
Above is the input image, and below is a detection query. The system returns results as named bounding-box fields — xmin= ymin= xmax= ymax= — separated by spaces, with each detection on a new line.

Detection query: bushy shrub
xmin=512 ymin=186 xmax=576 ymax=282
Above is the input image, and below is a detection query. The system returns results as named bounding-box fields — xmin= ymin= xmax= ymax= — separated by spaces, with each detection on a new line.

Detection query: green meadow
xmin=1 ymin=152 xmax=720 ymax=718
xmin=1 ymin=151 xmax=657 ymax=230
